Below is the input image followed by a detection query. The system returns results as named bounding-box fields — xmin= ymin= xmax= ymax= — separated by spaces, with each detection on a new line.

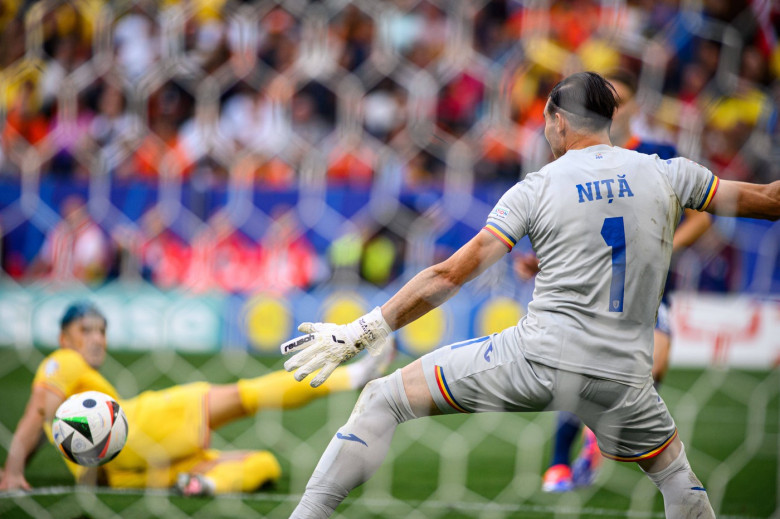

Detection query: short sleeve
xmin=484 ymin=173 xmax=540 ymax=250
xmin=33 ymin=349 xmax=87 ymax=398
xmin=663 ymin=157 xmax=719 ymax=211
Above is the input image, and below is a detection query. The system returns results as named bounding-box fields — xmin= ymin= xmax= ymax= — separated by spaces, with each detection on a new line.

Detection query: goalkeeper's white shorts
xmin=420 ymin=327 xmax=677 ymax=462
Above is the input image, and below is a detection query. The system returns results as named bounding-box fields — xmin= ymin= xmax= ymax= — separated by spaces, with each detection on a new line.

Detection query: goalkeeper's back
xmin=486 ymin=146 xmax=718 ymax=386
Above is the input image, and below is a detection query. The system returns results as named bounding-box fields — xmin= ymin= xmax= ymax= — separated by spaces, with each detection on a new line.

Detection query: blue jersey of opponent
xmin=626 ymin=136 xmax=677 ymax=161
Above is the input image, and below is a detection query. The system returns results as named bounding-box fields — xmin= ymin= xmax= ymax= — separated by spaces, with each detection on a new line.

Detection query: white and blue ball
xmin=52 ymin=391 xmax=128 ymax=467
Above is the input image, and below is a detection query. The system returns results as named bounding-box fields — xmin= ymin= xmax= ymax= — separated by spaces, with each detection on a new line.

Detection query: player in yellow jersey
xmin=0 ymin=301 xmax=392 ymax=496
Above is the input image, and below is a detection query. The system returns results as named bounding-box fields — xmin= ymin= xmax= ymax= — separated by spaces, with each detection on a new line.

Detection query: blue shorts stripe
xmin=450 ymin=336 xmax=489 ymax=350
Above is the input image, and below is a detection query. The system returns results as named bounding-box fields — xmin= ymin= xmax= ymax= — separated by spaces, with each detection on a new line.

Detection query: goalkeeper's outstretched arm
xmin=381 ymin=229 xmax=509 ymax=330
xmin=707 ymin=179 xmax=780 ymax=220
xmin=282 ymin=229 xmax=509 ymax=386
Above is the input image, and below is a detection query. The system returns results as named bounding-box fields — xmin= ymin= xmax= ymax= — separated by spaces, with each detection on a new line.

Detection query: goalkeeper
xmin=0 ymin=301 xmax=391 ymax=496
xmin=281 ymin=72 xmax=779 ymax=518
xmin=514 ymin=69 xmax=715 ymax=493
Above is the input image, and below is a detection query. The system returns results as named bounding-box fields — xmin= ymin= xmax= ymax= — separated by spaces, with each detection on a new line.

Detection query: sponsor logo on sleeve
xmin=489 ymin=206 xmax=510 ymax=220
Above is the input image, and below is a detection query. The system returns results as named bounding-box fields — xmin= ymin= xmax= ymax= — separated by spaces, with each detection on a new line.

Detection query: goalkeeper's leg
xmin=638 ymin=438 xmax=715 ymax=518
xmin=290 ymin=360 xmax=432 ymax=519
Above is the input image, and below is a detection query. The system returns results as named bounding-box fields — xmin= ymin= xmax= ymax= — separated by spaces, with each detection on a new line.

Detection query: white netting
xmin=0 ymin=0 xmax=778 ymax=518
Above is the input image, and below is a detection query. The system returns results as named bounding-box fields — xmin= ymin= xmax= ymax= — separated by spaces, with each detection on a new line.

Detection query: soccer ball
xmin=52 ymin=391 xmax=128 ymax=467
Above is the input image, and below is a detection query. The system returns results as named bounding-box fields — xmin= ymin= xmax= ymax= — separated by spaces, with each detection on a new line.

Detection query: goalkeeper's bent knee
xmin=350 ymin=369 xmax=417 ymax=428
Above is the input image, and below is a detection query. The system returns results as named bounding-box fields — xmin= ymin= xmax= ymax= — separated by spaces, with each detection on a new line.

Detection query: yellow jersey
xmin=33 ymin=349 xmax=119 ymax=401
xmin=33 ymin=349 xmax=121 ymax=480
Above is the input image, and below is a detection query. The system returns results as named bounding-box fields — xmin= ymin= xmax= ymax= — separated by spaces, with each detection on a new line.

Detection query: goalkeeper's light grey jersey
xmin=484 ymin=144 xmax=719 ymax=386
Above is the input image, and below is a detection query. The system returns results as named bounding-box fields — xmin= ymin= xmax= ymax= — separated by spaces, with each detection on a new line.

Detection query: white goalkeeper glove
xmin=280 ymin=306 xmax=393 ymax=387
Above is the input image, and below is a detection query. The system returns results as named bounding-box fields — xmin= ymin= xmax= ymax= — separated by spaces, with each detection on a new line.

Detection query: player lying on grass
xmin=280 ymin=72 xmax=779 ymax=518
xmin=0 ymin=301 xmax=392 ymax=496
xmin=513 ymin=69 xmax=715 ymax=493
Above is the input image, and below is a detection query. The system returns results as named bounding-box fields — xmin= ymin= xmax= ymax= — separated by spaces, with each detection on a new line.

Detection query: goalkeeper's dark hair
xmin=547 ymin=72 xmax=618 ymax=132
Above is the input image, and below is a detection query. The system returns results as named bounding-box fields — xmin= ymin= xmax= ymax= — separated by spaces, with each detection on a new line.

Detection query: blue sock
xmin=550 ymin=412 xmax=582 ymax=467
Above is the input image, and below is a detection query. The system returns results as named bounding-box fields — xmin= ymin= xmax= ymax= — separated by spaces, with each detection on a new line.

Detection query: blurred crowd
xmin=0 ymin=0 xmax=778 ymax=289
xmin=4 ymin=192 xmax=407 ymax=293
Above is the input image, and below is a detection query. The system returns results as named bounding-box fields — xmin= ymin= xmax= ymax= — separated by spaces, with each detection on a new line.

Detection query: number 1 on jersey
xmin=600 ymin=217 xmax=626 ymax=312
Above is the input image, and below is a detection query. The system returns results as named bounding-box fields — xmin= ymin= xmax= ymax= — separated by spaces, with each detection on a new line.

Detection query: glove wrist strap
xmin=353 ymin=306 xmax=392 ymax=355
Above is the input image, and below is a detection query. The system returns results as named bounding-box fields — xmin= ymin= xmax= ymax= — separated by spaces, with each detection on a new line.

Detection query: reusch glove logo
xmin=282 ymin=334 xmax=315 ymax=354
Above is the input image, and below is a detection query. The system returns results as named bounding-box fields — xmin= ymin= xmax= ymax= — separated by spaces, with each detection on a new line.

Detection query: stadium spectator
xmin=0 ymin=15 xmax=25 ymax=69
xmin=390 ymin=2 xmax=448 ymax=68
xmin=401 ymin=150 xmax=445 ymax=189
xmin=110 ymin=207 xmax=191 ymax=288
xmin=184 ymin=213 xmax=261 ymax=293
xmin=436 ymin=72 xmax=485 ymax=137
xmin=0 ymin=301 xmax=393 ymax=495
xmin=219 ymin=86 xmax=291 ymax=158
xmin=125 ymin=82 xmax=195 ymax=181
xmin=473 ymin=0 xmax=515 ymax=62
xmin=280 ymin=72 xmax=779 ymax=519
xmin=48 ymin=93 xmax=95 ymax=179
xmin=327 ymin=231 xmax=364 ymax=285
xmin=360 ymin=228 xmax=405 ymax=287
xmin=327 ymin=135 xmax=376 ymax=186
xmin=2 ymin=80 xmax=50 ymax=162
xmin=39 ymin=35 xmax=77 ymax=108
xmin=114 ymin=8 xmax=158 ymax=81
xmin=362 ymin=79 xmax=407 ymax=144
xmin=474 ymin=128 xmax=523 ymax=184
xmin=27 ymin=195 xmax=109 ymax=284
xmin=333 ymin=5 xmax=374 ymax=72
xmin=290 ymin=92 xmax=330 ymax=146
xmin=88 ymin=83 xmax=135 ymax=158
xmin=256 ymin=208 xmax=320 ymax=294
xmin=258 ymin=7 xmax=300 ymax=73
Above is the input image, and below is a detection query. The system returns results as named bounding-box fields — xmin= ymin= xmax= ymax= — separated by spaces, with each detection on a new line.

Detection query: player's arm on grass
xmin=0 ymin=385 xmax=63 ymax=491
xmin=707 ymin=179 xmax=780 ymax=220
xmin=282 ymin=230 xmax=509 ymax=386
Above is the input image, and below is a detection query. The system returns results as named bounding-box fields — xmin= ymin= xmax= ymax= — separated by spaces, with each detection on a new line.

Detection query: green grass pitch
xmin=0 ymin=348 xmax=776 ymax=518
